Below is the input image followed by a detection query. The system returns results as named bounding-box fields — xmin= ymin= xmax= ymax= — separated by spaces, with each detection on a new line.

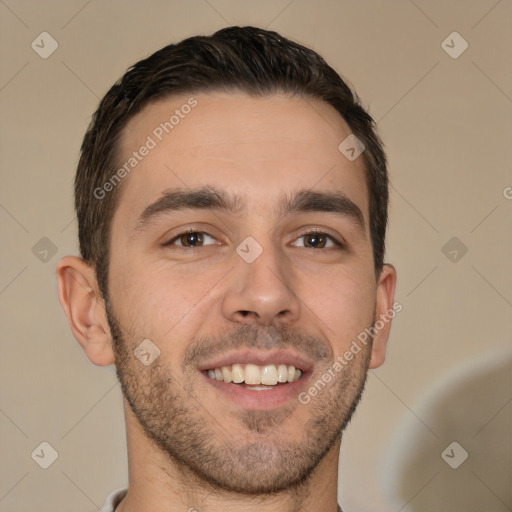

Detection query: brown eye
xmin=178 ymin=232 xmax=203 ymax=247
xmin=292 ymin=231 xmax=341 ymax=249
xmin=304 ymin=233 xmax=327 ymax=248
xmin=165 ymin=231 xmax=217 ymax=248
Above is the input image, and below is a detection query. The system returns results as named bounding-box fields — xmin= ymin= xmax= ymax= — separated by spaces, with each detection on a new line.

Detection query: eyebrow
xmin=135 ymin=186 xmax=366 ymax=234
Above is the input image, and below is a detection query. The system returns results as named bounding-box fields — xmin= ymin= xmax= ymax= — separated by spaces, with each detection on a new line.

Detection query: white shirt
xmin=101 ymin=488 xmax=127 ymax=511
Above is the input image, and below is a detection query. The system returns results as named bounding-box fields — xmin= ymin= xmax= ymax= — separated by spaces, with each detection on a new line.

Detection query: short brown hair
xmin=75 ymin=26 xmax=388 ymax=297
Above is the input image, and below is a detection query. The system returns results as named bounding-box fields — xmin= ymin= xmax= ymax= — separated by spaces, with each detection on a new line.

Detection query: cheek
xmin=109 ymin=256 xmax=222 ymax=343
xmin=302 ymin=265 xmax=375 ymax=354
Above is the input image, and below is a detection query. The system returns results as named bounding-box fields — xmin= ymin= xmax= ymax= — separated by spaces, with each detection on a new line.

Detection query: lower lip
xmin=202 ymin=372 xmax=310 ymax=410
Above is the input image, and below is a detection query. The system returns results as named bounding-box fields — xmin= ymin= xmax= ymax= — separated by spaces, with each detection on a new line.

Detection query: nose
xmin=222 ymin=238 xmax=301 ymax=327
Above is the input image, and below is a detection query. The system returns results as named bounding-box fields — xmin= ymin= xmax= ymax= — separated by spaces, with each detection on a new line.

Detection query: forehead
xmin=114 ymin=91 xmax=369 ymax=227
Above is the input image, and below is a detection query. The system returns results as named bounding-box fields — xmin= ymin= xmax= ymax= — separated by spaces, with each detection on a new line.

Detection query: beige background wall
xmin=1 ymin=1 xmax=511 ymax=510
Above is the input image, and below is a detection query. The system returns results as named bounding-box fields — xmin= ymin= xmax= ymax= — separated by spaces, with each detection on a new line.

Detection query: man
xmin=57 ymin=26 xmax=397 ymax=512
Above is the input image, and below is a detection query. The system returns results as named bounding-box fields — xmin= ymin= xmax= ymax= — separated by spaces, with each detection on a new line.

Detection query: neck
xmin=116 ymin=399 xmax=341 ymax=512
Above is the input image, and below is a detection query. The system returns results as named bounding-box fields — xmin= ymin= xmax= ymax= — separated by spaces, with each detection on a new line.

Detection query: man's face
xmin=106 ymin=91 xmax=382 ymax=494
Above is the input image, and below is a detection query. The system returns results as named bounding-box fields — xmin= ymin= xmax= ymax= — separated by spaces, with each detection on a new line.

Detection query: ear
xmin=56 ymin=256 xmax=115 ymax=366
xmin=369 ymin=263 xmax=397 ymax=369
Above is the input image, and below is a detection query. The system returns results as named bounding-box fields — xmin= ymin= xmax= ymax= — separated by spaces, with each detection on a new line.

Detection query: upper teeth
xmin=206 ymin=364 xmax=302 ymax=385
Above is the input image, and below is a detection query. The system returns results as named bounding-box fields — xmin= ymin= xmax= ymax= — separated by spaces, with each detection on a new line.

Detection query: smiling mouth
xmin=205 ymin=363 xmax=303 ymax=390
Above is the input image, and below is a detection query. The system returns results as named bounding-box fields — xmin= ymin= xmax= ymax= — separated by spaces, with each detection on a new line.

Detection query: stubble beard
xmin=105 ymin=302 xmax=372 ymax=496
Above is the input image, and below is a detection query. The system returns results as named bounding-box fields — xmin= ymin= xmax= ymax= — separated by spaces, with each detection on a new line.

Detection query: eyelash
xmin=164 ymin=227 xmax=344 ymax=250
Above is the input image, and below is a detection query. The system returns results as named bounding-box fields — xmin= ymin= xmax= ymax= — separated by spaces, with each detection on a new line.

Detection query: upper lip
xmin=197 ymin=349 xmax=314 ymax=373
